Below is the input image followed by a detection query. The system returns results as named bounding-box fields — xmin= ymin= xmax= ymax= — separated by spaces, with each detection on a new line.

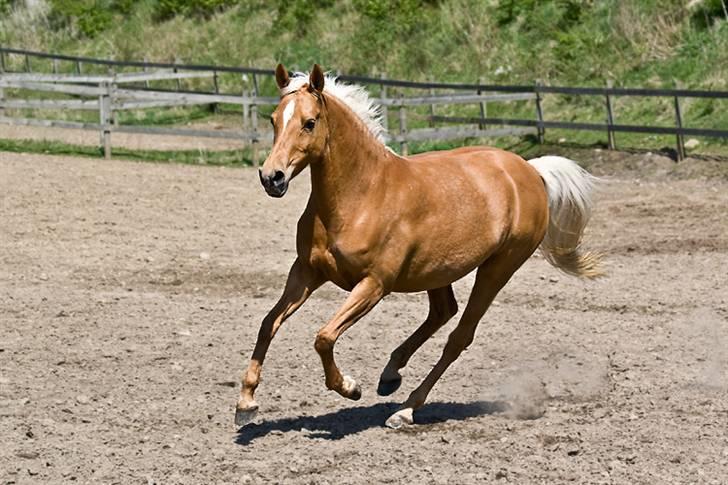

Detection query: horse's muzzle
xmin=259 ymin=169 xmax=288 ymax=198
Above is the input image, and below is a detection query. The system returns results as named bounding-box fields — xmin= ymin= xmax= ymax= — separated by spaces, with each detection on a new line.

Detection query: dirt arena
xmin=1 ymin=149 xmax=727 ymax=484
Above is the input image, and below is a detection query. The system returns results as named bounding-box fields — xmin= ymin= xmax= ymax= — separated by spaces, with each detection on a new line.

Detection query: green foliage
xmin=22 ymin=0 xmax=728 ymax=85
xmin=353 ymin=0 xmax=440 ymax=34
xmin=494 ymin=0 xmax=590 ymax=28
xmin=272 ymin=0 xmax=335 ymax=35
xmin=0 ymin=0 xmax=14 ymax=14
xmin=691 ymin=0 xmax=728 ymax=29
xmin=111 ymin=0 xmax=137 ymax=15
xmin=345 ymin=0 xmax=444 ymax=71
xmin=493 ymin=0 xmax=539 ymax=26
xmin=153 ymin=0 xmax=240 ymax=20
xmin=2 ymin=0 xmax=728 ymax=156
xmin=48 ymin=0 xmax=244 ymax=35
xmin=48 ymin=0 xmax=137 ymax=38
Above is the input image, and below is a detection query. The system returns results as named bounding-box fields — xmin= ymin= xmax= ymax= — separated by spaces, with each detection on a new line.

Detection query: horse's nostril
xmin=259 ymin=169 xmax=288 ymax=196
xmin=272 ymin=170 xmax=286 ymax=184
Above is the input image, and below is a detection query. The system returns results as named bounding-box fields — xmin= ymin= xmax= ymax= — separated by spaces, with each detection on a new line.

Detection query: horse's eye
xmin=303 ymin=119 xmax=316 ymax=131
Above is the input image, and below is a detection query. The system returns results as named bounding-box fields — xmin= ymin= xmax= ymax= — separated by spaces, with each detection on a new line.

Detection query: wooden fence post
xmin=212 ymin=70 xmax=219 ymax=113
xmin=52 ymin=59 xmax=59 ymax=74
xmin=429 ymin=87 xmax=436 ymax=128
xmin=534 ymin=82 xmax=545 ymax=144
xmin=241 ymin=85 xmax=250 ymax=163
xmin=173 ymin=58 xmax=181 ymax=91
xmin=108 ymin=67 xmax=119 ymax=127
xmin=0 ymin=54 xmax=4 ymax=118
xmin=76 ymin=61 xmax=82 ymax=75
xmin=242 ymin=86 xmax=250 ymax=130
xmin=399 ymin=94 xmax=408 ymax=156
xmin=251 ymin=73 xmax=260 ymax=166
xmin=99 ymin=82 xmax=112 ymax=159
xmin=674 ymin=96 xmax=685 ymax=161
xmin=380 ymin=72 xmax=389 ymax=133
xmin=252 ymin=72 xmax=260 ymax=99
xmin=24 ymin=54 xmax=31 ymax=73
xmin=143 ymin=58 xmax=150 ymax=88
xmin=478 ymin=77 xmax=486 ymax=131
xmin=605 ymin=80 xmax=616 ymax=150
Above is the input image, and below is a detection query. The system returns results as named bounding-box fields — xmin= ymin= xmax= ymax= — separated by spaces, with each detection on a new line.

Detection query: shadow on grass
xmin=235 ymin=400 xmax=511 ymax=445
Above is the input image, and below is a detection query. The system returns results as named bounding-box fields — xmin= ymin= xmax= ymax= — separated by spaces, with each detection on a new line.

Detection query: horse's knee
xmin=314 ymin=331 xmax=334 ymax=355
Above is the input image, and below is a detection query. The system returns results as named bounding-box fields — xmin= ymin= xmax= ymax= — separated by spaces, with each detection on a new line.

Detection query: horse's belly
xmin=392 ymin=241 xmax=497 ymax=292
xmin=392 ymin=265 xmax=477 ymax=292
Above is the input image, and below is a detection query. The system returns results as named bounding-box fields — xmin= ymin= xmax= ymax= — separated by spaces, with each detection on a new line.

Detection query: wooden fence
xmin=0 ymin=71 xmax=536 ymax=161
xmin=2 ymin=46 xmax=728 ymax=162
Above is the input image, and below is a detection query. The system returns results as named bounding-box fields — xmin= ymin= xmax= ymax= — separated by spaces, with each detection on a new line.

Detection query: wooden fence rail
xmin=0 ymin=71 xmax=214 ymax=86
xmin=2 ymin=46 xmax=728 ymax=162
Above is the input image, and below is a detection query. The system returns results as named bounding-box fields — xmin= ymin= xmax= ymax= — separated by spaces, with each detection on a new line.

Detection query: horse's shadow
xmin=235 ymin=400 xmax=512 ymax=445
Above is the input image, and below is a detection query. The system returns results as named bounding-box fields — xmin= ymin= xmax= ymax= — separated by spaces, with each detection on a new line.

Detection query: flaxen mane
xmin=281 ymin=73 xmax=386 ymax=144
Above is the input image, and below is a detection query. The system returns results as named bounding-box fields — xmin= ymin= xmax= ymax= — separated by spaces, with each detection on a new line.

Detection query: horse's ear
xmin=309 ymin=64 xmax=325 ymax=94
xmin=275 ymin=63 xmax=290 ymax=90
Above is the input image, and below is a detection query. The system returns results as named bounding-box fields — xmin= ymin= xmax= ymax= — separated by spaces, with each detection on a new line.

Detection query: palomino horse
xmin=236 ymin=64 xmax=602 ymax=429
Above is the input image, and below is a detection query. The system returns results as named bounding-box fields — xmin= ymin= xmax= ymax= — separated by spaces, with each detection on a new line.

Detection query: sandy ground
xmin=1 ymin=150 xmax=727 ymax=484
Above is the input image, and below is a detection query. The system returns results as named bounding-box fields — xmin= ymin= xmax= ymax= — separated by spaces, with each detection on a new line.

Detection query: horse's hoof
xmin=385 ymin=408 xmax=414 ymax=429
xmin=377 ymin=376 xmax=402 ymax=396
xmin=234 ymin=402 xmax=259 ymax=427
xmin=342 ymin=375 xmax=362 ymax=401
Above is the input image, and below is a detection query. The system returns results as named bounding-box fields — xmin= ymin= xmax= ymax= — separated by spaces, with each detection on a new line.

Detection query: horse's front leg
xmin=314 ymin=276 xmax=385 ymax=400
xmin=235 ymin=258 xmax=322 ymax=426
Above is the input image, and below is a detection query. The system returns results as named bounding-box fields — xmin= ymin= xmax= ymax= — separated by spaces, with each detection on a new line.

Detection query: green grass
xmin=0 ymin=138 xmax=255 ymax=165
xmin=0 ymin=130 xmax=543 ymax=166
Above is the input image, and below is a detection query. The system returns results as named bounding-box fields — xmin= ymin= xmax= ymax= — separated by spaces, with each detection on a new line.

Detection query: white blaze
xmin=282 ymin=100 xmax=295 ymax=130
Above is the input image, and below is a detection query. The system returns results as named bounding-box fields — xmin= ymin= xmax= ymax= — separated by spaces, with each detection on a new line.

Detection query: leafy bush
xmin=0 ymin=0 xmax=12 ymax=14
xmin=353 ymin=0 xmax=440 ymax=34
xmin=691 ymin=0 xmax=728 ymax=29
xmin=153 ymin=0 xmax=241 ymax=21
xmin=48 ymin=0 xmax=117 ymax=38
xmin=272 ymin=0 xmax=336 ymax=35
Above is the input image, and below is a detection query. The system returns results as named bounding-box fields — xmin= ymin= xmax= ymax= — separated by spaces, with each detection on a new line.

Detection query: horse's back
xmin=420 ymin=145 xmax=549 ymax=247
xmin=377 ymin=146 xmax=549 ymax=291
xmin=402 ymin=145 xmax=547 ymax=225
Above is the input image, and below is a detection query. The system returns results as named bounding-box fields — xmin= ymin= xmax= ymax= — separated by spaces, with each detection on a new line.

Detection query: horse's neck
xmin=310 ymin=96 xmax=393 ymax=229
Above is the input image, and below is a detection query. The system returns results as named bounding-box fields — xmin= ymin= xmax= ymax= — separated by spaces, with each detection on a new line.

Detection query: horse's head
xmin=259 ymin=63 xmax=328 ymax=198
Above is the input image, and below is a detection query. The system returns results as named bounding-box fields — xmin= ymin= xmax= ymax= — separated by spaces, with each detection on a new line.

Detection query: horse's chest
xmin=298 ymin=211 xmax=380 ymax=290
xmin=311 ymin=236 xmax=371 ymax=291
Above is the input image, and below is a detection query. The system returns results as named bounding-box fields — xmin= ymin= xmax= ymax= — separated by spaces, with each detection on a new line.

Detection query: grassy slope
xmin=1 ymin=0 xmax=727 ymax=158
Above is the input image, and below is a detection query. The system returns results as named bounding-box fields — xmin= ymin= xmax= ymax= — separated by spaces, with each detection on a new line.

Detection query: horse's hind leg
xmin=385 ymin=254 xmax=523 ymax=429
xmin=378 ymin=285 xmax=457 ymax=396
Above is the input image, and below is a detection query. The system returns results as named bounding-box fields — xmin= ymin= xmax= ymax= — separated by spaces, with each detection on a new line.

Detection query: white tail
xmin=528 ymin=156 xmax=603 ymax=278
